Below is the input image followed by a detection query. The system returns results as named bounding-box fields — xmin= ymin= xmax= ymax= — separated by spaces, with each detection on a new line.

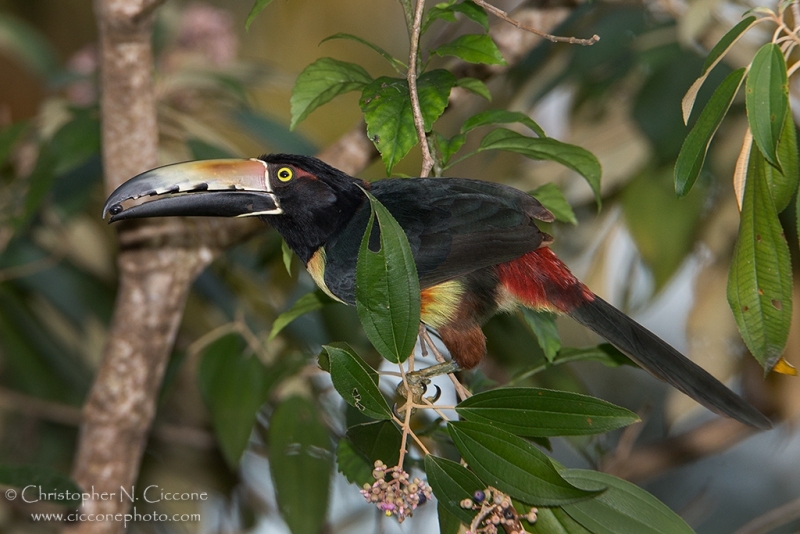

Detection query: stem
xmin=473 ymin=0 xmax=599 ymax=45
xmin=405 ymin=0 xmax=435 ymax=177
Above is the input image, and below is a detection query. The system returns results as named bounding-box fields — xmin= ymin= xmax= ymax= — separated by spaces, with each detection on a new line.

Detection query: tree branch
xmin=404 ymin=0 xmax=435 ymax=177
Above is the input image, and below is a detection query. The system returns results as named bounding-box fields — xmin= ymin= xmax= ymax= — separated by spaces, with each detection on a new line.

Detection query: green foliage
xmin=746 ymin=44 xmax=789 ymax=170
xmin=320 ymin=343 xmax=393 ymax=419
xmin=269 ymin=290 xmax=333 ymax=340
xmin=431 ymin=33 xmax=507 ymax=65
xmin=355 ymin=192 xmax=420 ymax=363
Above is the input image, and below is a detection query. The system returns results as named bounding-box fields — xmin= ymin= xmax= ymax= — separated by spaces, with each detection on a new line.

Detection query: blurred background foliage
xmin=0 ymin=0 xmax=799 ymax=533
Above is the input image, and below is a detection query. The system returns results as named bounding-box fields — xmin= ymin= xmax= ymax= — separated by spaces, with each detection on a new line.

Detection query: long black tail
xmin=568 ymin=295 xmax=771 ymax=429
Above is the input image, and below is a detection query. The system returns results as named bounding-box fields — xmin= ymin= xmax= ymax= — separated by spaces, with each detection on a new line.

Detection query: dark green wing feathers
xmin=321 ymin=178 xmax=553 ymax=303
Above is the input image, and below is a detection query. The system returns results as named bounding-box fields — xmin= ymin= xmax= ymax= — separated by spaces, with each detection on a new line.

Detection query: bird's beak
xmin=102 ymin=158 xmax=282 ymax=223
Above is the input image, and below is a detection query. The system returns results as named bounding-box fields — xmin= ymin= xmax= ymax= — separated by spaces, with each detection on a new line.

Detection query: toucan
xmin=102 ymin=153 xmax=771 ymax=429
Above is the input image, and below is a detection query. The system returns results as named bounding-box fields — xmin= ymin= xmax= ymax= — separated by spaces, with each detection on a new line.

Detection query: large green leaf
xmin=675 ymin=68 xmax=745 ymax=196
xmin=0 ymin=464 xmax=82 ymax=507
xmin=320 ymin=343 xmax=392 ymax=420
xmin=355 ymin=192 xmax=421 ymax=363
xmin=432 ymin=34 xmax=507 ymax=65
xmin=290 ymin=57 xmax=373 ymax=130
xmin=455 ymin=77 xmax=492 ymax=101
xmin=360 ymin=70 xmax=456 ymax=173
xmin=447 ymin=422 xmax=597 ymax=505
xmin=728 ymin=144 xmax=793 ymax=371
xmin=269 ymin=290 xmax=333 ymax=340
xmin=424 ymin=455 xmax=485 ymax=525
xmin=336 ymin=438 xmax=373 ymax=486
xmin=269 ymin=396 xmax=332 ymax=534
xmin=455 ymin=387 xmax=638 ymax=437
xmin=746 ymin=43 xmax=789 ymax=169
xmin=346 ymin=420 xmax=402 ymax=466
xmin=561 ymin=469 xmax=695 ymax=534
xmin=198 ymin=334 xmax=270 ymax=467
xmin=478 ymin=128 xmax=602 ymax=205
xmin=529 ymin=507 xmax=593 ymax=533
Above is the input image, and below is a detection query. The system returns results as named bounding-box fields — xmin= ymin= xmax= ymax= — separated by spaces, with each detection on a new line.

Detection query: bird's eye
xmin=277 ymin=167 xmax=294 ymax=182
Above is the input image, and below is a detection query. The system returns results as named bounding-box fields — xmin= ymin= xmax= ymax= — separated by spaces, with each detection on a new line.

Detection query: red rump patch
xmin=496 ymin=248 xmax=594 ymax=312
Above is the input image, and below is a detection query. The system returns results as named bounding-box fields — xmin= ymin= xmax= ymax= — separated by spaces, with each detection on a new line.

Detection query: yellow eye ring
xmin=277 ymin=167 xmax=293 ymax=182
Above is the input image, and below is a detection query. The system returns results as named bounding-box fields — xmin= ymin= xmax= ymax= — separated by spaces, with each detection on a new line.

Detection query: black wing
xmin=322 ymin=177 xmax=552 ymax=304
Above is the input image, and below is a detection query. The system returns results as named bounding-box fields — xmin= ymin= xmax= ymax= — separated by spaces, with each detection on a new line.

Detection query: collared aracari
xmin=102 ymin=153 xmax=771 ymax=429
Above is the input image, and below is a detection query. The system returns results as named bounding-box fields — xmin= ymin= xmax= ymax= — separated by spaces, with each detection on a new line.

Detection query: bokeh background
xmin=1 ymin=0 xmax=799 ymax=532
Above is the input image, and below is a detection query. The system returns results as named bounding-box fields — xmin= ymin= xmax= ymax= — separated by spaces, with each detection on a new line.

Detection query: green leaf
xmin=530 ymin=183 xmax=577 ymax=225
xmin=346 ymin=420 xmax=402 ymax=466
xmin=424 ymin=455 xmax=486 ymax=525
xmin=461 ymin=109 xmax=545 ymax=137
xmin=245 ymin=0 xmax=275 ymax=31
xmin=682 ymin=16 xmax=757 ymax=122
xmin=269 ymin=396 xmax=332 ymax=534
xmin=423 ymin=1 xmax=489 ymax=33
xmin=746 ymin=43 xmax=789 ymax=169
xmin=336 ymin=438 xmax=373 ymax=486
xmin=434 ymin=132 xmax=467 ymax=166
xmin=269 ymin=290 xmax=332 ymax=340
xmin=433 ymin=34 xmax=507 ymax=66
xmin=675 ymin=68 xmax=745 ymax=197
xmin=522 ymin=310 xmax=561 ymax=361
xmin=290 ymin=57 xmax=373 ymax=130
xmin=529 ymin=507 xmax=593 ymax=534
xmin=455 ymin=387 xmax=638 ymax=437
xmin=321 ymin=343 xmax=392 ymax=419
xmin=765 ymin=107 xmax=799 ymax=212
xmin=728 ymin=143 xmax=793 ymax=371
xmin=437 ymin=503 xmax=464 ymax=534
xmin=355 ymin=192 xmax=421 ymax=363
xmin=198 ymin=333 xmax=270 ymax=467
xmin=455 ymin=76 xmax=492 ymax=101
xmin=0 ymin=464 xmax=82 ymax=507
xmin=561 ymin=469 xmax=695 ymax=534
xmin=0 ymin=121 xmax=28 ymax=168
xmin=281 ymin=238 xmax=294 ymax=275
xmin=447 ymin=421 xmax=597 ymax=505
xmin=478 ymin=128 xmax=602 ymax=206
xmin=50 ymin=113 xmax=101 ymax=175
xmin=321 ymin=33 xmax=405 ymax=72
xmin=360 ymin=70 xmax=456 ymax=174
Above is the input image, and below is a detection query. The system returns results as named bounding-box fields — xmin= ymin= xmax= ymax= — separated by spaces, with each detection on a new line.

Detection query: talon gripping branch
xmin=103 ymin=153 xmax=771 ymax=429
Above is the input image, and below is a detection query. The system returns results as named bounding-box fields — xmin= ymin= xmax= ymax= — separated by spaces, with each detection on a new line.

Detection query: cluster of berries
xmin=460 ymin=487 xmax=537 ymax=534
xmin=359 ymin=460 xmax=433 ymax=523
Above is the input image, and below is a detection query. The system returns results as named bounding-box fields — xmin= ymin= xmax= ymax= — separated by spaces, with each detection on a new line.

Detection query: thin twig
xmin=405 ymin=0 xmax=435 ymax=177
xmin=473 ymin=0 xmax=599 ymax=45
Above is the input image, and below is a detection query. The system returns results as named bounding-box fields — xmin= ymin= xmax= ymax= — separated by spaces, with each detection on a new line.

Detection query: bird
xmin=102 ymin=153 xmax=772 ymax=429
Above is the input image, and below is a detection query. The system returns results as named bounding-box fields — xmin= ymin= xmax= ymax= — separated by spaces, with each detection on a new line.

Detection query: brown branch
xmin=405 ymin=0 xmax=435 ymax=177
xmin=473 ymin=0 xmax=599 ymax=46
xmin=601 ymin=418 xmax=758 ymax=483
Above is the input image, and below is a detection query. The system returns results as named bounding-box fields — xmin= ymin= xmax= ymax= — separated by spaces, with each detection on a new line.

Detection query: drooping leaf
xmin=198 ymin=334 xmax=271 ymax=467
xmin=245 ymin=0 xmax=275 ymax=31
xmin=561 ymin=469 xmax=695 ymax=534
xmin=727 ymin=143 xmax=793 ymax=372
xmin=432 ymin=34 xmax=507 ymax=66
xmin=336 ymin=437 xmax=373 ymax=486
xmin=269 ymin=290 xmax=333 ymax=340
xmin=682 ymin=15 xmax=757 ymax=122
xmin=522 ymin=310 xmax=561 ymax=361
xmin=455 ymin=76 xmax=492 ymax=101
xmin=321 ymin=343 xmax=392 ymax=419
xmin=765 ymin=107 xmax=799 ymax=212
xmin=478 ymin=128 xmax=602 ymax=205
xmin=321 ymin=33 xmax=405 ymax=72
xmin=461 ymin=109 xmax=545 ymax=137
xmin=746 ymin=43 xmax=789 ymax=169
xmin=0 ymin=464 xmax=82 ymax=507
xmin=455 ymin=387 xmax=638 ymax=437
xmin=424 ymin=455 xmax=486 ymax=525
xmin=447 ymin=422 xmax=597 ymax=505
xmin=529 ymin=184 xmax=577 ymax=225
xmin=355 ymin=192 xmax=421 ymax=363
xmin=269 ymin=396 xmax=332 ymax=534
xmin=290 ymin=57 xmax=373 ymax=130
xmin=675 ymin=68 xmax=745 ymax=196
